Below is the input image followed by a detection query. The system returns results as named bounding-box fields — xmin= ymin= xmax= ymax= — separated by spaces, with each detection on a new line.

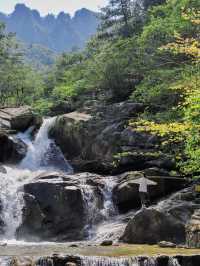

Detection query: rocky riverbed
xmin=0 ymin=104 xmax=199 ymax=265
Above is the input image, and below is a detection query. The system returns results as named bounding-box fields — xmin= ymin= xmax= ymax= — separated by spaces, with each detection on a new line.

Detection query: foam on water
xmin=0 ymin=117 xmax=73 ymax=242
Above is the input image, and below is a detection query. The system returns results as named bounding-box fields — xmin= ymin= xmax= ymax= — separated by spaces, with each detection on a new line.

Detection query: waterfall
xmin=100 ymin=177 xmax=117 ymax=219
xmin=80 ymin=256 xmax=182 ymax=266
xmin=0 ymin=256 xmax=188 ymax=266
xmin=0 ymin=257 xmax=11 ymax=266
xmin=0 ymin=167 xmax=37 ymax=240
xmin=0 ymin=118 xmax=72 ymax=241
xmin=80 ymin=176 xmax=117 ymax=240
xmin=168 ymin=258 xmax=181 ymax=266
xmin=80 ymin=256 xmax=138 ymax=266
xmin=36 ymin=257 xmax=54 ymax=266
xmin=19 ymin=117 xmax=73 ymax=173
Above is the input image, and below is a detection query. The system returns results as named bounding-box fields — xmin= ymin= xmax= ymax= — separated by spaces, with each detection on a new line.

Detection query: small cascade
xmin=0 ymin=257 xmax=11 ymax=266
xmin=100 ymin=177 xmax=117 ymax=219
xmin=80 ymin=176 xmax=117 ymax=240
xmin=168 ymin=258 xmax=181 ymax=266
xmin=0 ymin=117 xmax=73 ymax=241
xmin=80 ymin=256 xmax=153 ymax=266
xmin=0 ymin=167 xmax=37 ymax=240
xmin=36 ymin=257 xmax=54 ymax=266
xmin=80 ymin=256 xmax=182 ymax=266
xmin=0 ymin=256 xmax=191 ymax=266
xmin=80 ymin=182 xmax=101 ymax=239
xmin=19 ymin=117 xmax=73 ymax=173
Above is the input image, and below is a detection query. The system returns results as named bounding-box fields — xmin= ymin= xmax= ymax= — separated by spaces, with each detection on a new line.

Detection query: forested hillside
xmin=0 ymin=0 xmax=199 ymax=177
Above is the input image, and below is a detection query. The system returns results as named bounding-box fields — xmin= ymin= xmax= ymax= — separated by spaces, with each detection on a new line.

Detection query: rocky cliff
xmin=0 ymin=4 xmax=99 ymax=52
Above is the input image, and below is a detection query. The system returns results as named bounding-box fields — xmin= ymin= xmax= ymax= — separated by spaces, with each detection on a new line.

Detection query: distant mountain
xmin=0 ymin=4 xmax=99 ymax=53
xmin=22 ymin=43 xmax=57 ymax=70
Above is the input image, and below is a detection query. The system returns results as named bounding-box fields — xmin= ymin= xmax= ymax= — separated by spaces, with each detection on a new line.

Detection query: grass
xmin=79 ymin=244 xmax=200 ymax=257
xmin=0 ymin=244 xmax=199 ymax=257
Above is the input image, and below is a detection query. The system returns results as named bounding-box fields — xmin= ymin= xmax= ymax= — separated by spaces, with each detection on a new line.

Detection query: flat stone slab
xmin=63 ymin=112 xmax=92 ymax=122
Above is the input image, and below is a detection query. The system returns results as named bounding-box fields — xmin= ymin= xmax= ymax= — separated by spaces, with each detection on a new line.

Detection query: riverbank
xmin=0 ymin=243 xmax=199 ymax=257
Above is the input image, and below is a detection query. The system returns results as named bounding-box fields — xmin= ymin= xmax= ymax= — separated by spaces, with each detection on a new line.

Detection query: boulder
xmin=16 ymin=193 xmax=45 ymax=241
xmin=50 ymin=100 xmax=182 ymax=175
xmin=158 ymin=241 xmax=176 ymax=248
xmin=113 ymin=171 xmax=188 ymax=212
xmin=17 ymin=172 xmax=106 ymax=241
xmin=0 ymin=131 xmax=27 ymax=163
xmin=0 ymin=164 xmax=7 ymax=174
xmin=0 ymin=106 xmax=42 ymax=132
xmin=100 ymin=240 xmax=113 ymax=246
xmin=51 ymin=101 xmax=177 ymax=175
xmin=186 ymin=209 xmax=200 ymax=248
xmin=121 ymin=186 xmax=198 ymax=244
xmin=121 ymin=208 xmax=186 ymax=244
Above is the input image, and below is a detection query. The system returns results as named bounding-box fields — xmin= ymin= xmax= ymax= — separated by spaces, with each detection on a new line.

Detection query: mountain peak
xmin=57 ymin=12 xmax=71 ymax=22
xmin=14 ymin=3 xmax=29 ymax=13
xmin=0 ymin=5 xmax=100 ymax=53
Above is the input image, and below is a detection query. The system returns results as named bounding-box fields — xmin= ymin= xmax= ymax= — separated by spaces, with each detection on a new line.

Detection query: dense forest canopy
xmin=0 ymin=0 xmax=199 ymax=177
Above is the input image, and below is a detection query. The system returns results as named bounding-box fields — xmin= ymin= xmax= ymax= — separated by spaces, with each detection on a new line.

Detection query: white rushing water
xmin=80 ymin=175 xmax=117 ymax=240
xmin=0 ymin=118 xmax=72 ymax=241
xmin=80 ymin=256 xmax=181 ymax=266
xmin=0 ymin=256 xmax=182 ymax=266
xmin=0 ymin=117 xmax=118 ymax=243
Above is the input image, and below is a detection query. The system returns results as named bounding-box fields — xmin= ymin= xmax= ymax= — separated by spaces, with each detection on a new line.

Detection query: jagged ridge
xmin=0 ymin=4 xmax=99 ymax=52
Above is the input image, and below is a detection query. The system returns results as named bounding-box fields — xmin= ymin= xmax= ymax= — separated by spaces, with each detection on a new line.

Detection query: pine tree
xmin=99 ymin=0 xmax=133 ymax=38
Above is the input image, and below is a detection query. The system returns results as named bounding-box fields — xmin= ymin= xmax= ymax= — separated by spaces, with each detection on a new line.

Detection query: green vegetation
xmin=0 ymin=23 xmax=43 ymax=107
xmin=79 ymin=244 xmax=200 ymax=257
xmin=0 ymin=0 xmax=199 ymax=177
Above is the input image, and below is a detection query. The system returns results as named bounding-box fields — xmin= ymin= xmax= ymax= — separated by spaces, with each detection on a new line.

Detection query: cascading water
xmin=80 ymin=176 xmax=117 ymax=240
xmin=0 ymin=256 xmax=183 ymax=266
xmin=0 ymin=117 xmax=118 ymax=242
xmin=80 ymin=256 xmax=182 ymax=266
xmin=19 ymin=117 xmax=73 ymax=172
xmin=0 ymin=117 xmax=72 ymax=241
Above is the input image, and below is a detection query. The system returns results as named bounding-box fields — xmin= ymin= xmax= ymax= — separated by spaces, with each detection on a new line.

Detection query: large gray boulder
xmin=0 ymin=106 xmax=41 ymax=132
xmin=51 ymin=102 xmax=175 ymax=175
xmin=121 ymin=186 xmax=198 ymax=244
xmin=17 ymin=172 xmax=106 ymax=241
xmin=0 ymin=131 xmax=27 ymax=163
xmin=121 ymin=208 xmax=185 ymax=244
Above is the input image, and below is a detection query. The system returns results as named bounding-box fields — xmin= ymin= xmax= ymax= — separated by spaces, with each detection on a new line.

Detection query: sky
xmin=0 ymin=0 xmax=108 ymax=16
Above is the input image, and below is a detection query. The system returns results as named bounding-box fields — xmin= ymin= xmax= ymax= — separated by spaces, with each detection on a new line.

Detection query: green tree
xmin=99 ymin=0 xmax=133 ymax=38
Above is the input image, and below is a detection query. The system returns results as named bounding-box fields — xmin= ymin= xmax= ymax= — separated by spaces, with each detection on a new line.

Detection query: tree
xmin=99 ymin=0 xmax=133 ymax=38
xmin=0 ymin=22 xmax=43 ymax=107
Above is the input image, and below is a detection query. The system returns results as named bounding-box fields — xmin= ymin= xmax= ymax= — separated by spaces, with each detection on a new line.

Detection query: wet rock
xmin=121 ymin=208 xmax=185 ymax=244
xmin=17 ymin=193 xmax=45 ymax=241
xmin=18 ymin=172 xmax=105 ymax=241
xmin=0 ymin=164 xmax=7 ymax=174
xmin=100 ymin=240 xmax=113 ymax=246
xmin=50 ymin=101 xmax=150 ymax=174
xmin=158 ymin=241 xmax=176 ymax=248
xmin=21 ymin=180 xmax=85 ymax=241
xmin=69 ymin=244 xmax=79 ymax=248
xmin=0 ymin=106 xmax=42 ymax=132
xmin=186 ymin=209 xmax=200 ymax=248
xmin=0 ymin=132 xmax=27 ymax=163
xmin=121 ymin=186 xmax=198 ymax=244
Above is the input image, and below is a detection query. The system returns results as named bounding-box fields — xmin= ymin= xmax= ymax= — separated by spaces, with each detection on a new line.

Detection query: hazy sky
xmin=0 ymin=0 xmax=108 ymax=15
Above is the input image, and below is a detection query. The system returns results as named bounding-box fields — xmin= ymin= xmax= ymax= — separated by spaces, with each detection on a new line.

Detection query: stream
xmin=0 ymin=118 xmax=198 ymax=266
